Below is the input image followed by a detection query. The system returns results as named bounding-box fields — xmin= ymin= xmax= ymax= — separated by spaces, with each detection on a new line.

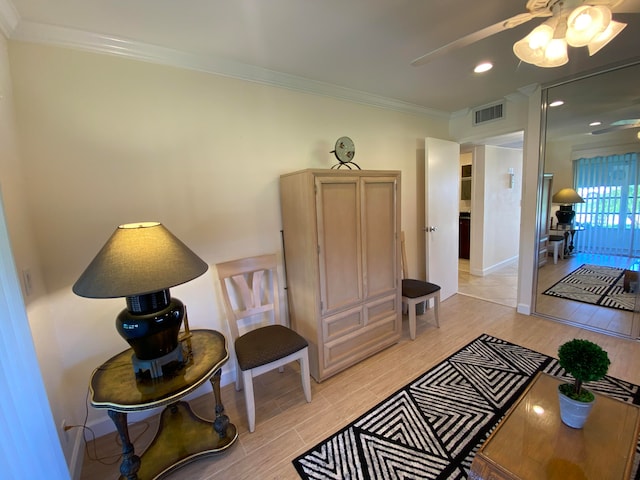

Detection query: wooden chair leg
xmin=433 ymin=293 xmax=440 ymax=328
xmin=408 ymin=299 xmax=417 ymax=340
xmin=300 ymin=348 xmax=312 ymax=403
xmin=242 ymin=370 xmax=256 ymax=433
xmin=235 ymin=360 xmax=242 ymax=392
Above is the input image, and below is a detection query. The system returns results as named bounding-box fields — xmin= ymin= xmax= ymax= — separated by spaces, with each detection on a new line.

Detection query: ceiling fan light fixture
xmin=536 ymin=38 xmax=569 ymax=68
xmin=566 ymin=5 xmax=611 ymax=47
xmin=587 ymin=20 xmax=627 ymax=55
xmin=513 ymin=23 xmax=554 ymax=64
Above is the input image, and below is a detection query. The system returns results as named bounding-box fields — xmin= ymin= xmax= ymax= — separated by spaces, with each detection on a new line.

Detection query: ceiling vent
xmin=473 ymin=102 xmax=504 ymax=125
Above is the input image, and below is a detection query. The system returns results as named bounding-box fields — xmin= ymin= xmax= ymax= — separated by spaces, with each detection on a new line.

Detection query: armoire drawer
xmin=322 ymin=313 xmax=398 ymax=372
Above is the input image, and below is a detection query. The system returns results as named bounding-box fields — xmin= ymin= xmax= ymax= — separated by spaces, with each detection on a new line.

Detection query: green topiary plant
xmin=557 ymin=339 xmax=610 ymax=402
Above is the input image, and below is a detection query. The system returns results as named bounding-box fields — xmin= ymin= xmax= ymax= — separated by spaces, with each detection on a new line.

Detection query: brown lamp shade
xmin=552 ymin=188 xmax=585 ymax=205
xmin=73 ymin=222 xmax=208 ymax=299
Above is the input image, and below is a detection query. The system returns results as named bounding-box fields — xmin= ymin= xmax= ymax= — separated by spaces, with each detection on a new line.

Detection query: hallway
xmin=458 ymin=258 xmax=518 ymax=308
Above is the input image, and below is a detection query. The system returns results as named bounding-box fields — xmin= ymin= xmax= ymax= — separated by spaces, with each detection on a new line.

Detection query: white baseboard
xmin=470 ymin=255 xmax=518 ymax=277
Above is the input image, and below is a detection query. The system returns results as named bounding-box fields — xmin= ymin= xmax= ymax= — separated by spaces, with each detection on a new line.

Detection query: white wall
xmin=0 ymin=33 xmax=69 ymax=479
xmin=4 ymin=40 xmax=450 ymax=466
xmin=470 ymin=145 xmax=522 ymax=275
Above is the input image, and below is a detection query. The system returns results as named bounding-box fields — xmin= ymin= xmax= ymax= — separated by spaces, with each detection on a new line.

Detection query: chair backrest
xmin=400 ymin=231 xmax=409 ymax=279
xmin=216 ymin=253 xmax=283 ymax=342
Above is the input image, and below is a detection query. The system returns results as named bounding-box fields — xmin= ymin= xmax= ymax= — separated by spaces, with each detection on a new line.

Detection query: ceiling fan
xmin=411 ymin=0 xmax=634 ymax=68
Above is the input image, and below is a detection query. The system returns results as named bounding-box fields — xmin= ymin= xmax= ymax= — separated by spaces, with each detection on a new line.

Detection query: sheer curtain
xmin=574 ymin=152 xmax=640 ymax=256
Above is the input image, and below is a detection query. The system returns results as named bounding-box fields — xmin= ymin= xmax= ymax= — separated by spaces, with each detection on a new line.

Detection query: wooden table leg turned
xmin=210 ymin=369 xmax=230 ymax=438
xmin=108 ymin=409 xmax=141 ymax=480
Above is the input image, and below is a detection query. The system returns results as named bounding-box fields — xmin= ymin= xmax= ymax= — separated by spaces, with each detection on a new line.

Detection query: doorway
xmin=457 ymin=133 xmax=524 ymax=308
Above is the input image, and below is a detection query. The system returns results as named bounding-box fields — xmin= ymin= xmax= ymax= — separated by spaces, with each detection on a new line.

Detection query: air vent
xmin=473 ymin=102 xmax=504 ymax=125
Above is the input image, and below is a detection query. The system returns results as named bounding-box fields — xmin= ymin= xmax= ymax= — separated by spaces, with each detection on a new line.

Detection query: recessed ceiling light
xmin=549 ymin=100 xmax=564 ymax=107
xmin=474 ymin=62 xmax=493 ymax=73
xmin=589 ymin=121 xmax=602 ymax=127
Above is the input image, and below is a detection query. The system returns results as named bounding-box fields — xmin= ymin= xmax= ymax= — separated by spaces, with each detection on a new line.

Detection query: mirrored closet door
xmin=534 ymin=61 xmax=640 ymax=340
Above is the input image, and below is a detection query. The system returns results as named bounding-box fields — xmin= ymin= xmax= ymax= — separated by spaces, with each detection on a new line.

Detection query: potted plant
xmin=557 ymin=338 xmax=610 ymax=428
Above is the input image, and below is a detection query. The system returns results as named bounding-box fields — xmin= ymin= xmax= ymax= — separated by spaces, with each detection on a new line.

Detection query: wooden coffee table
xmin=469 ymin=372 xmax=640 ymax=480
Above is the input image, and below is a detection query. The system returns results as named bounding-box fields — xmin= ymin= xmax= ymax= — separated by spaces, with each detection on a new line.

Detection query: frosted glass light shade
xmin=588 ymin=20 xmax=627 ymax=55
xmin=566 ymin=5 xmax=611 ymax=47
xmin=513 ymin=23 xmax=554 ymax=64
xmin=537 ymin=38 xmax=569 ymax=68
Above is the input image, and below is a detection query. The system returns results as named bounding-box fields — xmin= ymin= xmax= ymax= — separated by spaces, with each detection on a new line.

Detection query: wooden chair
xmin=216 ymin=253 xmax=311 ymax=432
xmin=400 ymin=232 xmax=440 ymax=340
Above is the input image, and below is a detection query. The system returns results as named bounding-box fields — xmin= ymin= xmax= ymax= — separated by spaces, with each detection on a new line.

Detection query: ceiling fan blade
xmin=592 ymin=122 xmax=640 ymax=134
xmin=411 ymin=12 xmax=539 ymax=67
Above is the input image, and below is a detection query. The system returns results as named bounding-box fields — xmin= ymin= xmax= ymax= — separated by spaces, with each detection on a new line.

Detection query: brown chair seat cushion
xmin=235 ymin=324 xmax=308 ymax=371
xmin=402 ymin=279 xmax=441 ymax=299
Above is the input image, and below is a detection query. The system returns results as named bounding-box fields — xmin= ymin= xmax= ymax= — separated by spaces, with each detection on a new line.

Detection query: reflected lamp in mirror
xmin=552 ymin=188 xmax=585 ymax=225
xmin=73 ymin=222 xmax=208 ymax=377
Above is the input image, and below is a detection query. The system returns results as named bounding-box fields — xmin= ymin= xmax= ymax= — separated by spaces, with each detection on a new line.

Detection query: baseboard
xmin=517 ymin=303 xmax=531 ymax=315
xmin=471 ymin=255 xmax=518 ymax=277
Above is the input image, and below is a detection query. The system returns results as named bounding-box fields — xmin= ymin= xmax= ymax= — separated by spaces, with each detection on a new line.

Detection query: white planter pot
xmin=558 ymin=387 xmax=595 ymax=429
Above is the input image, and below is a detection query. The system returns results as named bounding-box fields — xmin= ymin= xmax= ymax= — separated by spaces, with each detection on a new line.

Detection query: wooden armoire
xmin=279 ymin=169 xmax=401 ymax=382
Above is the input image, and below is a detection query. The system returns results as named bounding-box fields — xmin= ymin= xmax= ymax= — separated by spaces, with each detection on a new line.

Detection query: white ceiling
xmin=1 ymin=0 xmax=639 ymax=116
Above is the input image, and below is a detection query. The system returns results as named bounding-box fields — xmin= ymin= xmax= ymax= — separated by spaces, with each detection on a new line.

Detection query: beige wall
xmin=6 ymin=40 xmax=450 ymax=451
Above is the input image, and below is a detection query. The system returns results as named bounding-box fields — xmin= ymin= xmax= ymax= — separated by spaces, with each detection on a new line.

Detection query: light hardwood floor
xmin=79 ymin=295 xmax=640 ymax=480
xmin=458 ymin=258 xmax=518 ymax=308
xmin=535 ymin=252 xmax=638 ymax=338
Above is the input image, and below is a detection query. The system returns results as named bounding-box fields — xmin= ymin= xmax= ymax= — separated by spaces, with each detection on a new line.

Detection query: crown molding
xmin=8 ymin=19 xmax=450 ymax=119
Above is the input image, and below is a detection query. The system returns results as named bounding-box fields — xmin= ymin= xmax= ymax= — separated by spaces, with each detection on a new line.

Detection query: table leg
xmin=209 ymin=369 xmax=230 ymax=438
xmin=568 ymin=230 xmax=577 ymax=254
xmin=108 ymin=409 xmax=141 ymax=480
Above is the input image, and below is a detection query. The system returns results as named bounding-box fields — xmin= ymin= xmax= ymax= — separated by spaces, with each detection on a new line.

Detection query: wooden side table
xmin=90 ymin=329 xmax=238 ymax=480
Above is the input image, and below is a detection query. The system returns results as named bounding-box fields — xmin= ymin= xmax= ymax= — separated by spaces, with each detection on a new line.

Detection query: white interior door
xmin=425 ymin=137 xmax=460 ymax=301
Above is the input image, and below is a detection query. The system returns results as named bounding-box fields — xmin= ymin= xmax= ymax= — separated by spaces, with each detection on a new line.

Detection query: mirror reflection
xmin=535 ymin=61 xmax=640 ymax=339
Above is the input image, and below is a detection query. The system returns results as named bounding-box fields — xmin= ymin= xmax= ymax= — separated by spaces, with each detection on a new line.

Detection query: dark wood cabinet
xmin=459 ymin=217 xmax=470 ymax=259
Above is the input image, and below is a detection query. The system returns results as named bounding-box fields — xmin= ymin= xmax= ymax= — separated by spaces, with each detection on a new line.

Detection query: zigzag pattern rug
xmin=292 ymin=334 xmax=640 ymax=480
xmin=543 ymin=263 xmax=635 ymax=312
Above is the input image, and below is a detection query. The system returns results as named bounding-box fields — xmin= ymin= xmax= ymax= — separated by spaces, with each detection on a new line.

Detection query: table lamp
xmin=73 ymin=222 xmax=208 ymax=377
xmin=552 ymin=188 xmax=584 ymax=225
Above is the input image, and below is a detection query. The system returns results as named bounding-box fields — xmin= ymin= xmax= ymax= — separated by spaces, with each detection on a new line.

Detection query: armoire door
xmin=315 ymin=176 xmax=363 ymax=315
xmin=361 ymin=176 xmax=398 ymax=299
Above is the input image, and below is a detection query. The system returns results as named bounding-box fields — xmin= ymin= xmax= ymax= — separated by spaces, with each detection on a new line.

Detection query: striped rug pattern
xmin=293 ymin=334 xmax=640 ymax=480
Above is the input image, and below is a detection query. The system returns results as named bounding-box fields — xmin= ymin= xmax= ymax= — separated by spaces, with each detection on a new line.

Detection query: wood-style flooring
xmin=79 ymin=294 xmax=640 ymax=480
xmin=458 ymin=253 xmax=640 ymax=339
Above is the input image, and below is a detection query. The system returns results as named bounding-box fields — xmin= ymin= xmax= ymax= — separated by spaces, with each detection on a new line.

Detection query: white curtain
xmin=574 ymin=152 xmax=640 ymax=256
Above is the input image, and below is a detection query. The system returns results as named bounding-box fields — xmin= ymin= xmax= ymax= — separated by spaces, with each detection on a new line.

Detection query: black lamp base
xmin=555 ymin=205 xmax=575 ymax=225
xmin=116 ymin=291 xmax=184 ymax=365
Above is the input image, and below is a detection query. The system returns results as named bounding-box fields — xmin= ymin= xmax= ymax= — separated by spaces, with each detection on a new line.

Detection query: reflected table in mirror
xmin=549 ymin=224 xmax=585 ymax=256
xmin=90 ymin=329 xmax=238 ymax=480
xmin=469 ymin=372 xmax=640 ymax=480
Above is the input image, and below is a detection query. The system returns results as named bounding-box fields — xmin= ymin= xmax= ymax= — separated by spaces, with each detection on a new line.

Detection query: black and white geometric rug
xmin=543 ymin=263 xmax=635 ymax=312
xmin=292 ymin=334 xmax=640 ymax=480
